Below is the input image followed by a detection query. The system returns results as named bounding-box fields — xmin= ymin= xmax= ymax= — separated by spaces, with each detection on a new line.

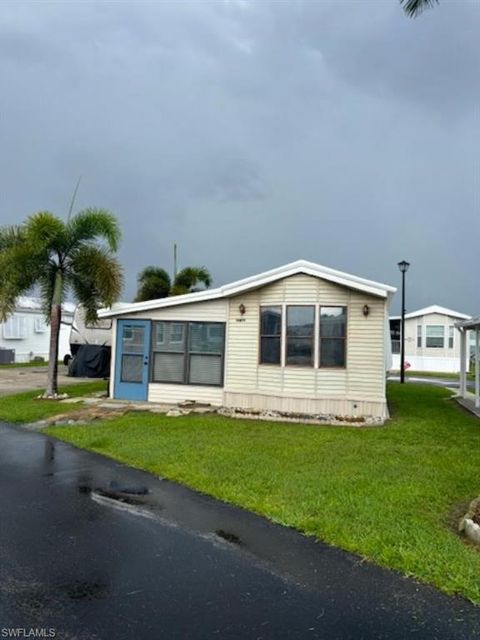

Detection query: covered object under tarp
xmin=68 ymin=344 xmax=111 ymax=378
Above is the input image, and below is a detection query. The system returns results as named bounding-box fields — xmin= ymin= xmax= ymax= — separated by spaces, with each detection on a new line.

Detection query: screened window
xmin=426 ymin=325 xmax=444 ymax=348
xmin=152 ymin=322 xmax=186 ymax=383
xmin=3 ymin=316 xmax=27 ymax=339
xmin=448 ymin=326 xmax=454 ymax=349
xmin=319 ymin=307 xmax=346 ymax=367
xmin=188 ymin=323 xmax=225 ymax=385
xmin=286 ymin=306 xmax=314 ymax=366
xmin=260 ymin=307 xmax=282 ymax=364
xmin=417 ymin=324 xmax=422 ymax=348
xmin=152 ymin=321 xmax=225 ymax=386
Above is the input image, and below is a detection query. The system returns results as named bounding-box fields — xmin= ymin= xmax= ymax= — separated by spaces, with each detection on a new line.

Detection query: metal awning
xmin=455 ymin=317 xmax=480 ymax=411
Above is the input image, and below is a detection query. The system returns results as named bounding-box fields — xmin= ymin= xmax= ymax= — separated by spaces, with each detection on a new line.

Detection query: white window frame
xmin=34 ymin=317 xmax=48 ymax=333
xmin=425 ymin=325 xmax=445 ymax=349
xmin=448 ymin=326 xmax=454 ymax=349
xmin=2 ymin=316 xmax=27 ymax=340
xmin=259 ymin=303 xmax=348 ymax=369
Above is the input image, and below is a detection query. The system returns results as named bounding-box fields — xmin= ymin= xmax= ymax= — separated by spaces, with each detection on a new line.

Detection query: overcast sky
xmin=0 ymin=0 xmax=478 ymax=313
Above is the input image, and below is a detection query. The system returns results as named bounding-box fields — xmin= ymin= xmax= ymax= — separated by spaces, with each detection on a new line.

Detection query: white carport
xmin=456 ymin=317 xmax=480 ymax=411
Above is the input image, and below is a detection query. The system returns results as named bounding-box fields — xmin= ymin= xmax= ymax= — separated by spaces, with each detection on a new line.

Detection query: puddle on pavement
xmin=94 ymin=488 xmax=149 ymax=506
xmin=61 ymin=580 xmax=110 ymax=601
xmin=215 ymin=529 xmax=242 ymax=545
xmin=109 ymin=480 xmax=149 ymax=495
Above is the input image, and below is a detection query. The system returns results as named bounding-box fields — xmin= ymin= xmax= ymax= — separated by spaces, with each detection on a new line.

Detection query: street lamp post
xmin=397 ymin=260 xmax=410 ymax=384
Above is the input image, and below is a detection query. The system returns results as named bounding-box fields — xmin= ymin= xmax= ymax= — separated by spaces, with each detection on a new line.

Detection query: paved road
xmin=1 ymin=423 xmax=479 ymax=640
xmin=0 ymin=365 xmax=100 ymax=396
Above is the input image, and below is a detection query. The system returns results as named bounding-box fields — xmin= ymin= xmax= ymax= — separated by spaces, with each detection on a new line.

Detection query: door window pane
xmin=122 ymin=326 xmax=144 ymax=353
xmin=286 ymin=306 xmax=314 ymax=366
xmin=121 ymin=354 xmax=143 ymax=382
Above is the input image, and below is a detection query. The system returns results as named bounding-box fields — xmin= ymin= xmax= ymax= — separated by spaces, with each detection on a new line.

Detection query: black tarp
xmin=68 ymin=344 xmax=111 ymax=378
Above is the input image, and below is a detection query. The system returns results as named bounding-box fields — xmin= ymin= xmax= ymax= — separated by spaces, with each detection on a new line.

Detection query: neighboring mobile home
xmin=0 ymin=297 xmax=75 ymax=363
xmin=389 ymin=305 xmax=471 ymax=373
xmin=101 ymin=261 xmax=396 ymax=422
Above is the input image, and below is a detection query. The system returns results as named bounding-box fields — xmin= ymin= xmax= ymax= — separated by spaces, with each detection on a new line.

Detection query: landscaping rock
xmin=459 ymin=497 xmax=480 ymax=545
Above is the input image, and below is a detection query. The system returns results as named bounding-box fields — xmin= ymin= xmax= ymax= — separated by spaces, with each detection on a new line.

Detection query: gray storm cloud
xmin=0 ymin=0 xmax=478 ymax=313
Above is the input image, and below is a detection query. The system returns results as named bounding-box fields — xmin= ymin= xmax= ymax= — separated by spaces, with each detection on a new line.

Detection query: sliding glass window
xmin=319 ymin=307 xmax=346 ymax=367
xmin=286 ymin=306 xmax=314 ymax=366
xmin=152 ymin=321 xmax=225 ymax=386
xmin=260 ymin=307 xmax=282 ymax=364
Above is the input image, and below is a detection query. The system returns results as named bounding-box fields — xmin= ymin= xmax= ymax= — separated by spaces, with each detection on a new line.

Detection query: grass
xmin=0 ymin=381 xmax=107 ymax=423
xmin=390 ymin=370 xmax=474 ymax=380
xmin=0 ymin=361 xmax=49 ymax=368
xmin=37 ymin=385 xmax=480 ymax=603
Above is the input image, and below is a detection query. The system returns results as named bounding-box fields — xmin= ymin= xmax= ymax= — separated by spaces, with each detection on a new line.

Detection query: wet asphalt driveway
xmin=1 ymin=423 xmax=479 ymax=640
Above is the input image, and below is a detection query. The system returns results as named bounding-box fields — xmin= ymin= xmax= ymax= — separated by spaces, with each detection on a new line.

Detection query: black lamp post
xmin=397 ymin=260 xmax=410 ymax=384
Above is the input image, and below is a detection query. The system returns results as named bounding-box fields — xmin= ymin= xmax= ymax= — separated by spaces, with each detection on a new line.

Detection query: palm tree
xmin=134 ymin=265 xmax=212 ymax=301
xmin=0 ymin=209 xmax=123 ymax=397
xmin=400 ymin=0 xmax=439 ymax=17
xmin=134 ymin=267 xmax=171 ymax=302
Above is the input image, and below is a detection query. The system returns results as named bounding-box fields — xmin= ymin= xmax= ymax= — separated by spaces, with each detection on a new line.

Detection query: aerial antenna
xmin=173 ymin=242 xmax=178 ymax=279
xmin=67 ymin=175 xmax=82 ymax=222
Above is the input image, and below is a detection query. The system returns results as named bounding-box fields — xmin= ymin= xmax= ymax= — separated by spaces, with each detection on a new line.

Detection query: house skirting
xmin=391 ymin=354 xmax=462 ymax=373
xmin=223 ymin=391 xmax=388 ymax=420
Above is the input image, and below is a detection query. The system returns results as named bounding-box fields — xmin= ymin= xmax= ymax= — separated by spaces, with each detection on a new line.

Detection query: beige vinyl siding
xmin=148 ymin=383 xmax=223 ymax=405
xmin=127 ymin=299 xmax=227 ymax=322
xmin=225 ymin=274 xmax=387 ymax=411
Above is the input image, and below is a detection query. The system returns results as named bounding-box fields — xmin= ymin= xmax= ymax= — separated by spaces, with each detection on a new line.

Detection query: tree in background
xmin=0 ymin=209 xmax=123 ymax=397
xmin=400 ymin=0 xmax=439 ymax=17
xmin=135 ymin=265 xmax=212 ymax=301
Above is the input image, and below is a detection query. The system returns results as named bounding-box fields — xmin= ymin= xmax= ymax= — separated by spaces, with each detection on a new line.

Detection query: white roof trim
xmin=455 ymin=317 xmax=480 ymax=329
xmin=100 ymin=260 xmax=396 ymax=318
xmin=390 ymin=305 xmax=471 ymax=321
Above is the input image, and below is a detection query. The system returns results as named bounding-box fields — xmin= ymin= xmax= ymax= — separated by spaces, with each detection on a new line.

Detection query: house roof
xmin=455 ymin=316 xmax=480 ymax=329
xmin=390 ymin=305 xmax=471 ymax=322
xmin=16 ymin=296 xmax=76 ymax=315
xmin=99 ymin=259 xmax=397 ymax=318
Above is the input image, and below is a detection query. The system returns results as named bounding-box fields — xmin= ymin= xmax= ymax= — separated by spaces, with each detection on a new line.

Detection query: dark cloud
xmin=0 ymin=0 xmax=477 ymax=314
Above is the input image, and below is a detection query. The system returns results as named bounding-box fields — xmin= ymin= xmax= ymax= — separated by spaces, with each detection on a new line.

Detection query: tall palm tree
xmin=0 ymin=209 xmax=123 ymax=397
xmin=400 ymin=0 xmax=439 ymax=17
xmin=134 ymin=265 xmax=212 ymax=301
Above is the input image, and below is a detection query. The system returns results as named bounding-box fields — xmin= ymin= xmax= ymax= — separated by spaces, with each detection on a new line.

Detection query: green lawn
xmin=0 ymin=361 xmax=49 ymax=368
xmin=0 ymin=381 xmax=107 ymax=423
xmin=37 ymin=384 xmax=480 ymax=603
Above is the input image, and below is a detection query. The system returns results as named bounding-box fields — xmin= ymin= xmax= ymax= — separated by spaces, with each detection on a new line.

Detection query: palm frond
xmin=0 ymin=226 xmax=49 ymax=320
xmin=67 ymin=208 xmax=121 ymax=252
xmin=134 ymin=266 xmax=171 ymax=302
xmin=173 ymin=266 xmax=212 ymax=294
xmin=400 ymin=0 xmax=439 ymax=18
xmin=68 ymin=245 xmax=123 ymax=323
xmin=24 ymin=211 xmax=67 ymax=250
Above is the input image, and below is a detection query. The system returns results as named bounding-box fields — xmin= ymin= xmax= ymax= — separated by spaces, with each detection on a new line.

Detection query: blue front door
xmin=114 ymin=319 xmax=151 ymax=401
